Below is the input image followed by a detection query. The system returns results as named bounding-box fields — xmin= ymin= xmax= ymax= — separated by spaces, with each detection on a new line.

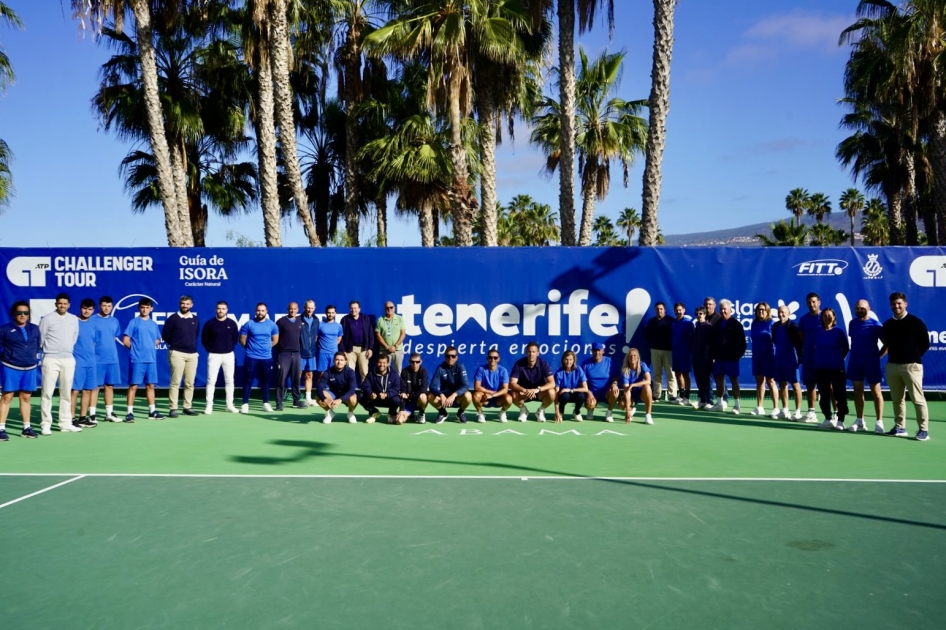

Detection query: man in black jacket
xmin=709 ymin=299 xmax=747 ymax=414
xmin=397 ymin=353 xmax=429 ymax=424
xmin=883 ymin=292 xmax=931 ymax=440
xmin=163 ymin=295 xmax=200 ymax=417
xmin=645 ymin=302 xmax=676 ymax=402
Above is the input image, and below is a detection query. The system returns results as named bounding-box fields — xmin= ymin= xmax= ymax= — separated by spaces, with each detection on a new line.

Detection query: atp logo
xmin=863 ymin=254 xmax=883 ymax=280
xmin=910 ymin=256 xmax=946 ymax=287
xmin=6 ymin=257 xmax=52 ymax=287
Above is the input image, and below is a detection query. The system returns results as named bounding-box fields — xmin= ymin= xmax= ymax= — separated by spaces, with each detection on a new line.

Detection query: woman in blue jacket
xmin=813 ymin=307 xmax=849 ymax=430
xmin=0 ymin=301 xmax=42 ymax=439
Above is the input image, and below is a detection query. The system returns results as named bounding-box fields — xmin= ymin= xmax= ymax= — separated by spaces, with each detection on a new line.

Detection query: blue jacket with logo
xmin=301 ymin=316 xmax=320 ymax=359
xmin=318 ymin=366 xmax=357 ymax=400
xmin=430 ymin=362 xmax=470 ymax=396
xmin=0 ymin=321 xmax=41 ymax=369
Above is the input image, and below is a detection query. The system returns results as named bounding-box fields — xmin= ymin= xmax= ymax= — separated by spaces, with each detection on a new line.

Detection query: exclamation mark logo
xmin=623 ymin=289 xmax=652 ymax=353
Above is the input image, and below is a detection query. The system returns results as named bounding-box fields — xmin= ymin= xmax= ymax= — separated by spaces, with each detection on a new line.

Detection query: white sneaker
xmin=106 ymin=413 xmax=121 ymax=423
xmin=677 ymin=397 xmax=689 ymax=406
xmin=262 ymin=403 xmax=273 ymax=413
xmin=874 ymin=420 xmax=885 ymax=434
xmin=205 ymin=404 xmax=213 ymax=415
xmin=324 ymin=409 xmax=335 ymax=424
xmin=644 ymin=414 xmax=654 ymax=425
xmin=498 ymin=411 xmax=507 ymax=423
xmin=240 ymin=403 xmax=249 ymax=414
xmin=537 ymin=409 xmax=546 ymax=423
xmin=41 ymin=427 xmax=52 ymax=436
xmin=751 ymin=406 xmax=764 ymax=416
xmin=574 ymin=413 xmax=583 ymax=422
xmin=804 ymin=410 xmax=818 ymax=423
xmin=731 ymin=402 xmax=741 ymax=415
xmin=347 ymin=412 xmax=357 ymax=424
xmin=831 ymin=413 xmax=838 ymax=423
xmin=518 ymin=410 xmax=528 ymax=422
xmin=692 ymin=400 xmax=701 ymax=409
xmin=793 ymin=409 xmax=803 ymax=421
xmin=476 ymin=413 xmax=486 ymax=423
xmin=848 ymin=418 xmax=865 ymax=433
xmin=60 ymin=424 xmax=82 ymax=433
xmin=770 ymin=409 xmax=781 ymax=420
xmin=226 ymin=405 xmax=239 ymax=413
xmin=818 ymin=418 xmax=837 ymax=430
xmin=708 ymin=400 xmax=724 ymax=412
xmin=605 ymin=410 xmax=614 ymax=423
xmin=366 ymin=411 xmax=380 ymax=424
xmin=628 ymin=407 xmax=637 ymax=418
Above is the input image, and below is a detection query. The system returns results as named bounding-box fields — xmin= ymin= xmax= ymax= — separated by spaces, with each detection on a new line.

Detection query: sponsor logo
xmin=909 ymin=255 xmax=946 ymax=287
xmin=863 ymin=254 xmax=883 ymax=280
xmin=179 ymin=255 xmax=228 ymax=287
xmin=794 ymin=259 xmax=848 ymax=277
xmin=6 ymin=257 xmax=52 ymax=287
xmin=6 ymin=256 xmax=153 ymax=288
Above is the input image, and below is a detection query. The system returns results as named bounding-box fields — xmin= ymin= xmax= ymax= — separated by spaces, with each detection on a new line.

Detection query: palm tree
xmin=0 ymin=138 xmax=12 ymax=211
xmin=806 ymin=192 xmax=832 ymax=224
xmin=592 ymin=215 xmax=620 ymax=246
xmin=861 ymin=197 xmax=889 ymax=244
xmin=0 ymin=1 xmax=20 ymax=211
xmin=838 ymin=187 xmax=865 ymax=246
xmin=500 ymin=194 xmax=558 ymax=245
xmin=639 ymin=0 xmax=677 ymax=247
xmin=73 ymin=0 xmax=193 ymax=246
xmin=785 ymin=188 xmax=809 ymax=228
xmin=756 ymin=219 xmax=808 ymax=246
xmin=616 ymin=206 xmax=640 ymax=243
xmin=809 ymin=222 xmax=848 ymax=247
xmin=531 ymin=48 xmax=647 ymax=245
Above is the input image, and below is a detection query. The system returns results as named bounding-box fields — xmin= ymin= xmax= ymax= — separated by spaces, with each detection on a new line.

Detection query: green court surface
xmin=1 ymin=398 xmax=944 ymax=629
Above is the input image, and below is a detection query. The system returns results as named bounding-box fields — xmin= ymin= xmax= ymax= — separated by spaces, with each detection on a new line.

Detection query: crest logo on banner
xmin=863 ymin=254 xmax=883 ymax=280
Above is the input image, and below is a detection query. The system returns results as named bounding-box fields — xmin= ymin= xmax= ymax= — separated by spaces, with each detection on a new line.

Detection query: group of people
xmin=0 ymin=291 xmax=932 ymax=442
xmin=644 ymin=292 xmax=931 ymax=441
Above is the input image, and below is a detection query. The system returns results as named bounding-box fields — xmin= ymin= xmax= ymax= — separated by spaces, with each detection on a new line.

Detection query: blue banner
xmin=2 ymin=247 xmax=944 ymax=390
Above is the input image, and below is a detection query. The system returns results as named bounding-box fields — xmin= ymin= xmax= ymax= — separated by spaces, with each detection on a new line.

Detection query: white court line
xmin=0 ymin=473 xmax=944 ymax=483
xmin=0 ymin=475 xmax=86 ymax=510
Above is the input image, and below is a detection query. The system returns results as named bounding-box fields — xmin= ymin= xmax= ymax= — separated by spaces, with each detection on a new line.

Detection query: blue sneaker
xmin=457 ymin=411 xmax=468 ymax=424
xmin=886 ymin=426 xmax=909 ymax=437
xmin=124 ymin=413 xmax=135 ymax=423
xmin=915 ymin=430 xmax=930 ymax=442
xmin=148 ymin=410 xmax=165 ymax=420
xmin=20 ymin=427 xmax=38 ymax=439
xmin=0 ymin=428 xmax=8 ymax=441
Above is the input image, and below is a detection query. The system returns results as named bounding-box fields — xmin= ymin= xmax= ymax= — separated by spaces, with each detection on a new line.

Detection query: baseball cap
xmin=591 ymin=342 xmax=605 ymax=350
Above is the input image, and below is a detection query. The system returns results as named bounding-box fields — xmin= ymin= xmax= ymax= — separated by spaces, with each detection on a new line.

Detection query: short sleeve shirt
xmin=74 ymin=318 xmax=99 ymax=369
xmin=580 ymin=357 xmax=612 ymax=391
xmin=620 ymin=362 xmax=652 ymax=387
xmin=240 ymin=318 xmax=279 ymax=360
xmin=317 ymin=321 xmax=344 ymax=355
xmin=124 ymin=317 xmax=161 ymax=364
xmin=555 ymin=367 xmax=587 ymax=390
xmin=91 ymin=315 xmax=122 ymax=364
xmin=474 ymin=364 xmax=509 ymax=391
xmin=376 ymin=315 xmax=405 ymax=350
xmin=511 ymin=357 xmax=553 ymax=388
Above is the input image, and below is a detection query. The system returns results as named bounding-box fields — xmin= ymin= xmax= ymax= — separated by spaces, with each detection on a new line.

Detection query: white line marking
xmin=0 ymin=473 xmax=943 ymax=483
xmin=0 ymin=475 xmax=85 ymax=510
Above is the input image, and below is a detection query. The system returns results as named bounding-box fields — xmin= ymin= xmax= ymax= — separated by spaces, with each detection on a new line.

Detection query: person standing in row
xmin=376 ymin=301 xmax=406 ymax=373
xmin=798 ymin=292 xmax=823 ymax=423
xmin=847 ymin=299 xmax=886 ymax=434
xmin=645 ymin=302 xmax=675 ymax=402
xmin=749 ymin=302 xmax=777 ymax=417
xmin=554 ymin=350 xmax=588 ymax=423
xmin=772 ymin=304 xmax=804 ymax=421
xmin=704 ymin=297 xmax=722 ymax=326
xmin=0 ymin=301 xmax=41 ymax=440
xmin=671 ymin=303 xmax=693 ymax=405
xmin=883 ymin=292 xmax=930 ymax=441
xmin=202 ymin=301 xmax=239 ymax=414
xmin=814 ymin=308 xmax=849 ymax=430
xmin=709 ymin=299 xmax=745 ymax=414
xmin=70 ymin=298 xmax=99 ymax=429
xmin=316 ymin=305 xmax=343 ymax=381
xmin=40 ymin=293 xmax=80 ymax=434
xmin=163 ymin=295 xmax=200 ymax=418
xmin=300 ymin=300 xmax=319 ymax=405
xmin=341 ymin=300 xmax=373 ymax=381
xmin=123 ymin=297 xmax=164 ymax=422
xmin=274 ymin=302 xmax=305 ymax=410
xmin=89 ymin=296 xmax=122 ymax=423
xmin=239 ymin=303 xmax=279 ymax=414
xmin=691 ymin=307 xmax=715 ymax=410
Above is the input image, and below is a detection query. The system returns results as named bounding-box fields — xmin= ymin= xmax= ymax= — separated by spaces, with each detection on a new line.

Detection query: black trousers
xmin=557 ymin=391 xmax=587 ymax=414
xmin=361 ymin=395 xmax=399 ymax=417
xmin=815 ymin=368 xmax=848 ymax=422
xmin=275 ymin=351 xmax=302 ymax=405
xmin=693 ymin=358 xmax=713 ymax=404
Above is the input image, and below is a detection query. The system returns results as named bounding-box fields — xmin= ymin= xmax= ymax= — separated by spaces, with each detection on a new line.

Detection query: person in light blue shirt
xmin=620 ymin=348 xmax=654 ymax=425
xmin=239 ymin=302 xmax=279 ymax=413
xmin=580 ymin=342 xmax=619 ymax=421
xmin=316 ymin=305 xmax=344 ymax=373
xmin=472 ymin=350 xmax=512 ymax=423
xmin=70 ymin=298 xmax=100 ymax=428
xmin=847 ymin=299 xmax=887 ymax=434
xmin=89 ymin=296 xmax=123 ymax=422
xmin=122 ymin=298 xmax=163 ymax=421
xmin=554 ymin=351 xmax=589 ymax=423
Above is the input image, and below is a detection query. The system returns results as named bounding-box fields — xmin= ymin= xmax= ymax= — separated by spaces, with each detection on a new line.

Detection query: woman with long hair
xmin=813 ymin=307 xmax=849 ymax=429
xmin=750 ymin=302 xmax=777 ymax=416
xmin=621 ymin=348 xmax=653 ymax=424
xmin=554 ymin=350 xmax=589 ymax=423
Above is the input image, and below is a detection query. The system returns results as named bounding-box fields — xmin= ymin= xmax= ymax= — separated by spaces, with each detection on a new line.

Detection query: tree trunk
xmin=432 ymin=207 xmax=441 ymax=244
xmin=255 ymin=46 xmax=282 ymax=247
xmin=419 ymin=205 xmax=434 ymax=247
xmin=269 ymin=0 xmax=320 ymax=246
xmin=448 ymin=78 xmax=475 ymax=246
xmin=884 ymin=184 xmax=903 ymax=245
xmin=477 ymin=82 xmax=498 ymax=246
xmin=639 ymin=0 xmax=675 ymax=247
xmin=129 ymin=0 xmax=185 ymax=246
xmin=557 ymin=0 xmax=577 ymax=246
xmin=849 ymin=214 xmax=855 ymax=247
xmin=578 ymin=169 xmax=597 ymax=246
xmin=929 ymin=109 xmax=946 ymax=245
xmin=169 ymin=138 xmax=195 ymax=247
xmin=343 ymin=14 xmax=362 ymax=247
xmin=189 ymin=193 xmax=207 ymax=247
xmin=375 ymin=195 xmax=387 ymax=247
xmin=902 ymin=149 xmax=919 ymax=245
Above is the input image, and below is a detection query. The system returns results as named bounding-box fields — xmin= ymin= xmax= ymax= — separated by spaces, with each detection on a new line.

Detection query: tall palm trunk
xmin=375 ymin=195 xmax=387 ymax=247
xmin=255 ymin=47 xmax=282 ymax=247
xmin=169 ymin=138 xmax=195 ymax=246
xmin=557 ymin=0 xmax=577 ymax=246
xmin=343 ymin=15 xmax=362 ymax=247
xmin=578 ymin=168 xmax=597 ymax=245
xmin=639 ymin=0 xmax=675 ymax=246
xmin=448 ymin=76 xmax=475 ymax=246
xmin=129 ymin=0 xmax=186 ymax=246
xmin=269 ymin=0 xmax=320 ymax=246
xmin=930 ymin=109 xmax=946 ymax=245
xmin=188 ymin=185 xmax=207 ymax=247
xmin=477 ymin=83 xmax=498 ymax=246
xmin=419 ymin=205 xmax=434 ymax=246
xmin=883 ymin=182 xmax=903 ymax=245
xmin=849 ymin=213 xmax=856 ymax=246
xmin=902 ymin=149 xmax=919 ymax=245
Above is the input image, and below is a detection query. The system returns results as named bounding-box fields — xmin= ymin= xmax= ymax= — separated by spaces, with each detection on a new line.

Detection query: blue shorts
xmin=801 ymin=362 xmax=816 ymax=387
xmin=775 ymin=364 xmax=799 ymax=384
xmin=848 ymin=361 xmax=883 ymax=385
xmin=300 ymin=357 xmax=317 ymax=372
xmin=97 ymin=362 xmax=121 ymax=387
xmin=316 ymin=353 xmax=334 ymax=372
xmin=2 ymin=366 xmax=37 ymax=392
xmin=629 ymin=386 xmax=644 ymax=403
xmin=751 ymin=356 xmax=775 ymax=379
xmin=73 ymin=366 xmax=97 ymax=391
xmin=129 ymin=362 xmax=158 ymax=386
xmin=672 ymin=352 xmax=692 ymax=374
xmin=713 ymin=360 xmax=740 ymax=378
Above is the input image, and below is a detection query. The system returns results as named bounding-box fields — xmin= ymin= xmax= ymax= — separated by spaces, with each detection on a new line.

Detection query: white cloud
xmin=744 ymin=11 xmax=852 ymax=53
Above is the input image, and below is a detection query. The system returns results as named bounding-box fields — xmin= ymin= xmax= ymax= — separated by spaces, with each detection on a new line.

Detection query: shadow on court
xmin=229 ymin=439 xmax=946 ymax=532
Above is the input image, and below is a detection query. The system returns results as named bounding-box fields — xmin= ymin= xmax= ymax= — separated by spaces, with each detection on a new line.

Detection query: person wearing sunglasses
xmin=397 ymin=353 xmax=430 ymax=424
xmin=429 ymin=347 xmax=472 ymax=423
xmin=472 ymin=350 xmax=512 ymax=423
xmin=0 ymin=301 xmax=42 ymax=440
xmin=375 ymin=302 xmax=406 ymax=372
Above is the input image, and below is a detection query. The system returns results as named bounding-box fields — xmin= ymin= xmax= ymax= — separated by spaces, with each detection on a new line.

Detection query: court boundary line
xmin=0 ymin=475 xmax=86 ymax=510
xmin=0 ymin=473 xmax=944 ymax=483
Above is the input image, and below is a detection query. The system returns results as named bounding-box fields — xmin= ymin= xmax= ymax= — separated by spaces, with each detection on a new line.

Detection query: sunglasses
xmin=487 ymin=356 xmax=499 ymax=360
xmin=385 ymin=306 xmax=395 ymax=310
xmin=410 ymin=360 xmax=421 ymax=364
xmin=446 ymin=354 xmax=458 ymax=358
xmin=15 ymin=311 xmax=29 ymax=316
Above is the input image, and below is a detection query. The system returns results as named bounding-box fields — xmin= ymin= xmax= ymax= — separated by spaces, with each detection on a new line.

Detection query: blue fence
xmin=2 ymin=247 xmax=944 ymax=390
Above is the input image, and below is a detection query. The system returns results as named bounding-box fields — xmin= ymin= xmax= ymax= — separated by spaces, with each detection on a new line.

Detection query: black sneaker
xmin=88 ymin=413 xmax=96 ymax=423
xmin=182 ymin=408 xmax=199 ymax=417
xmin=148 ymin=410 xmax=165 ymax=420
xmin=77 ymin=416 xmax=98 ymax=428
xmin=168 ymin=409 xmax=179 ymax=418
xmin=275 ymin=403 xmax=284 ymax=411
xmin=124 ymin=413 xmax=135 ymax=423
xmin=20 ymin=427 xmax=38 ymax=439
xmin=457 ymin=411 xmax=468 ymax=424
xmin=435 ymin=410 xmax=447 ymax=424
xmin=0 ymin=428 xmax=8 ymax=441
xmin=292 ymin=401 xmax=308 ymax=409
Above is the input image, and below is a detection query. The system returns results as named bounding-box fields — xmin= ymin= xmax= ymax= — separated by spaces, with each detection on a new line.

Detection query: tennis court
xmin=1 ymin=398 xmax=943 ymax=629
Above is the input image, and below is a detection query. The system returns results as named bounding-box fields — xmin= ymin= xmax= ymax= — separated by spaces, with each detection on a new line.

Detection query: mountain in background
xmin=663 ymin=214 xmax=861 ymax=247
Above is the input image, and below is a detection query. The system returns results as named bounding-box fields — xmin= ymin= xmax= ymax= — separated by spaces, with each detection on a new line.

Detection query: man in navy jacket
xmin=316 ymin=352 xmax=358 ymax=424
xmin=429 ymin=346 xmax=472 ymax=424
xmin=360 ymin=354 xmax=401 ymax=423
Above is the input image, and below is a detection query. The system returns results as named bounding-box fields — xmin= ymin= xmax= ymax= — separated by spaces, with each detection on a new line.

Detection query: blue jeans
xmin=242 ymin=357 xmax=273 ymax=404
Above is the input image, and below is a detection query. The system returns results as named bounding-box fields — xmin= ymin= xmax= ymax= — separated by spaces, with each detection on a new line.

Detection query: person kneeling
xmin=360 ymin=355 xmax=401 ymax=424
xmin=429 ymin=347 xmax=472 ymax=424
xmin=621 ymin=348 xmax=654 ymax=425
xmin=316 ymin=352 xmax=358 ymax=424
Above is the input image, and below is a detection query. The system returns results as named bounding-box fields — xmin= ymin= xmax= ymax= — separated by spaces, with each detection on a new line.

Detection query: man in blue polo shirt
xmin=0 ymin=301 xmax=41 ymax=440
xmin=472 ymin=349 xmax=512 ymax=423
xmin=89 ymin=295 xmax=123 ymax=422
xmin=510 ymin=341 xmax=556 ymax=422
xmin=122 ymin=297 xmax=164 ymax=422
xmin=581 ymin=342 xmax=619 ymax=422
xmin=797 ymin=292 xmax=823 ymax=422
xmin=239 ymin=302 xmax=279 ymax=414
xmin=70 ymin=298 xmax=100 ymax=429
xmin=848 ymin=298 xmax=887 ymax=434
xmin=316 ymin=305 xmax=344 ymax=379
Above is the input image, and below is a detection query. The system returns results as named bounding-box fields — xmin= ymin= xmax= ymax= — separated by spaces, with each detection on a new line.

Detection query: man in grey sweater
xmin=39 ymin=293 xmax=80 ymax=434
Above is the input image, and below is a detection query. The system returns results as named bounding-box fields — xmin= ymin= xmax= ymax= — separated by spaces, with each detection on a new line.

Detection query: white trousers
xmin=41 ymin=356 xmax=76 ymax=430
xmin=206 ymin=352 xmax=235 ymax=408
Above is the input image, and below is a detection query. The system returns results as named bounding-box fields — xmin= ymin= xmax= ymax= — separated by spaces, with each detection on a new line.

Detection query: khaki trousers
xmin=650 ymin=349 xmax=676 ymax=399
xmin=885 ymin=362 xmax=928 ymax=432
xmin=169 ymin=350 xmax=199 ymax=411
xmin=346 ymin=345 xmax=371 ymax=380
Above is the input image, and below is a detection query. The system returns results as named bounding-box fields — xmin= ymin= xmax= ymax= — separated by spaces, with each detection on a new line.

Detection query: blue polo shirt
xmin=580 ymin=356 xmax=612 ymax=391
xmin=798 ymin=312 xmax=822 ymax=366
xmin=240 ymin=318 xmax=279 ymax=360
xmin=474 ymin=364 xmax=509 ymax=391
xmin=317 ymin=320 xmax=343 ymax=355
xmin=848 ymin=317 xmax=884 ymax=364
xmin=620 ymin=362 xmax=652 ymax=387
xmin=91 ymin=315 xmax=122 ymax=365
xmin=124 ymin=317 xmax=161 ymax=364
xmin=555 ymin=367 xmax=587 ymax=390
xmin=74 ymin=318 xmax=99 ymax=369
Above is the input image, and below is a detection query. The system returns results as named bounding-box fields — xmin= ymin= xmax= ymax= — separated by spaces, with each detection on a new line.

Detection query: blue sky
xmin=0 ymin=1 xmax=859 ymax=247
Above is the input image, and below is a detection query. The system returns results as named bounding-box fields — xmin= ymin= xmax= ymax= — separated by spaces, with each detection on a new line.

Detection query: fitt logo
xmin=6 ymin=257 xmax=52 ymax=287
